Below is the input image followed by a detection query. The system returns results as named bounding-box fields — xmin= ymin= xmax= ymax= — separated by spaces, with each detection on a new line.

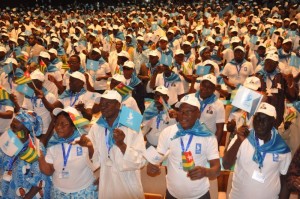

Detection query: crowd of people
xmin=0 ymin=0 xmax=300 ymax=198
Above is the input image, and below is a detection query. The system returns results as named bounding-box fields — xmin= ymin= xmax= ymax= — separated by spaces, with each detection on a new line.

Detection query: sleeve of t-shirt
xmin=156 ymin=126 xmax=172 ymax=155
xmin=176 ymin=81 xmax=185 ymax=95
xmin=45 ymin=146 xmax=55 ymax=164
xmin=22 ymin=98 xmax=32 ymax=110
xmin=54 ymin=71 xmax=63 ymax=82
xmin=279 ymin=152 xmax=292 ymax=175
xmin=205 ymin=136 xmax=220 ymax=160
xmin=221 ymin=63 xmax=230 ymax=77
xmin=155 ymin=74 xmax=163 ymax=87
xmin=104 ymin=63 xmax=111 ymax=73
xmin=215 ymin=101 xmax=225 ymax=123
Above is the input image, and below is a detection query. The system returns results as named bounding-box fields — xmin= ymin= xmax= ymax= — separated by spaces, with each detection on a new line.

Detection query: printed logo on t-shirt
xmin=206 ymin=106 xmax=213 ymax=114
xmin=273 ymin=153 xmax=279 ymax=162
xmin=77 ymin=147 xmax=83 ymax=156
xmin=195 ymin=143 xmax=201 ymax=154
xmin=244 ymin=67 xmax=247 ymax=71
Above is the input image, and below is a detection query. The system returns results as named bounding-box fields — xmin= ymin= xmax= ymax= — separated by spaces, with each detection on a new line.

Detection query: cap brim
xmin=53 ymin=108 xmax=64 ymax=116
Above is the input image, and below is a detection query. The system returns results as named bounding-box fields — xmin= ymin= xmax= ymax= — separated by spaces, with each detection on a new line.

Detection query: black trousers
xmin=166 ymin=190 xmax=210 ymax=199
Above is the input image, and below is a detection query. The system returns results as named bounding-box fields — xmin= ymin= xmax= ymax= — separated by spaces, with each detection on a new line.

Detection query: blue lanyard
xmin=105 ymin=128 xmax=112 ymax=157
xmin=255 ymin=137 xmax=267 ymax=169
xmin=70 ymin=93 xmax=79 ymax=107
xmin=235 ymin=64 xmax=242 ymax=76
xmin=156 ymin=113 xmax=163 ymax=129
xmin=8 ymin=76 xmax=12 ymax=90
xmin=61 ymin=143 xmax=72 ymax=170
xmin=30 ymin=96 xmax=38 ymax=108
xmin=180 ymin=135 xmax=194 ymax=152
xmin=164 ymin=81 xmax=170 ymax=88
xmin=200 ymin=103 xmax=208 ymax=113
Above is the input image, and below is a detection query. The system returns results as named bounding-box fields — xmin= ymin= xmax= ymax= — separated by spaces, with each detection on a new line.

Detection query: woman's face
xmin=55 ymin=114 xmax=75 ymax=139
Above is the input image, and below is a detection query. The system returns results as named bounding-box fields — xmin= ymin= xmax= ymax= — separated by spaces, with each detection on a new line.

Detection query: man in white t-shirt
xmin=223 ymin=102 xmax=291 ymax=199
xmin=147 ymin=94 xmax=220 ymax=199
xmin=196 ymin=74 xmax=225 ymax=145
xmin=221 ymin=46 xmax=254 ymax=93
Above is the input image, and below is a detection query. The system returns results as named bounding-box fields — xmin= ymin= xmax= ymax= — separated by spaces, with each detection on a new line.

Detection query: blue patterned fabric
xmin=0 ymin=150 xmax=51 ymax=199
xmin=51 ymin=183 xmax=97 ymax=199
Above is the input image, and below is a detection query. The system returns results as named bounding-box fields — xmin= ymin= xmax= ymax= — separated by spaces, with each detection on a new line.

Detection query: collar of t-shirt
xmin=125 ymin=78 xmax=131 ymax=85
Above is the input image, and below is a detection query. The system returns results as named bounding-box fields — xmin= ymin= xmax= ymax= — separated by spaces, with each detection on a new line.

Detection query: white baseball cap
xmin=4 ymin=58 xmax=18 ymax=65
xmin=53 ymin=106 xmax=81 ymax=117
xmin=256 ymin=102 xmax=276 ymax=119
xmin=136 ymin=36 xmax=144 ymax=41
xmin=283 ymin=38 xmax=292 ymax=45
xmin=234 ymin=46 xmax=245 ymax=53
xmin=51 ymin=37 xmax=60 ymax=43
xmin=112 ymin=74 xmax=126 ymax=84
xmin=92 ymin=48 xmax=101 ymax=55
xmin=149 ymin=50 xmax=159 ymax=57
xmin=0 ymin=46 xmax=7 ymax=53
xmin=230 ymin=36 xmax=241 ymax=44
xmin=202 ymin=74 xmax=216 ymax=85
xmin=176 ymin=94 xmax=200 ymax=109
xmin=30 ymin=69 xmax=45 ymax=82
xmin=117 ymin=51 xmax=130 ymax=59
xmin=9 ymin=38 xmax=17 ymax=43
xmin=182 ymin=41 xmax=191 ymax=46
xmin=159 ymin=36 xmax=168 ymax=42
xmin=69 ymin=71 xmax=86 ymax=83
xmin=113 ymin=25 xmax=119 ymax=30
xmin=167 ymin=29 xmax=174 ymax=34
xmin=265 ymin=53 xmax=279 ymax=62
xmin=155 ymin=85 xmax=169 ymax=96
xmin=206 ymin=37 xmax=215 ymax=44
xmin=123 ymin=60 xmax=135 ymax=69
xmin=39 ymin=51 xmax=50 ymax=60
xmin=101 ymin=90 xmax=122 ymax=103
xmin=48 ymin=48 xmax=57 ymax=56
xmin=175 ymin=49 xmax=184 ymax=56
xmin=243 ymin=76 xmax=261 ymax=91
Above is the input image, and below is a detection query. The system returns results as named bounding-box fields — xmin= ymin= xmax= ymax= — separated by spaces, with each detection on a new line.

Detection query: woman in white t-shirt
xmin=38 ymin=107 xmax=97 ymax=198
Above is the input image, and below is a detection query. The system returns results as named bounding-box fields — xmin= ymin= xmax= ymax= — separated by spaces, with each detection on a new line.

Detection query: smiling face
xmin=253 ymin=112 xmax=274 ymax=140
xmin=99 ymin=98 xmax=120 ymax=119
xmin=200 ymin=80 xmax=215 ymax=99
xmin=54 ymin=113 xmax=75 ymax=139
xmin=177 ymin=103 xmax=200 ymax=130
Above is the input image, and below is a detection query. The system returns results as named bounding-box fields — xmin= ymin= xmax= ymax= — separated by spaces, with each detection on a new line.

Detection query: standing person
xmin=0 ymin=110 xmax=51 ymax=199
xmin=38 ymin=107 xmax=97 ymax=198
xmin=78 ymin=90 xmax=146 ymax=199
xmin=147 ymin=94 xmax=220 ymax=199
xmin=223 ymin=102 xmax=291 ymax=199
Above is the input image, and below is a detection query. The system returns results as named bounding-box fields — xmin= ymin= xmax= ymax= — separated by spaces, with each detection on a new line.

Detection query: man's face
xmin=264 ymin=59 xmax=277 ymax=73
xmin=257 ymin=47 xmax=266 ymax=57
xmin=68 ymin=56 xmax=81 ymax=72
xmin=154 ymin=91 xmax=169 ymax=111
xmin=282 ymin=42 xmax=292 ymax=53
xmin=253 ymin=113 xmax=274 ymax=137
xmin=69 ymin=76 xmax=84 ymax=93
xmin=234 ymin=50 xmax=245 ymax=63
xmin=159 ymin=40 xmax=168 ymax=49
xmin=115 ymin=41 xmax=123 ymax=52
xmin=123 ymin=66 xmax=134 ymax=79
xmin=199 ymin=80 xmax=215 ymax=99
xmin=178 ymin=103 xmax=200 ymax=130
xmin=182 ymin=44 xmax=191 ymax=54
xmin=175 ymin=54 xmax=184 ymax=64
xmin=28 ymin=36 xmax=35 ymax=46
xmin=149 ymin=55 xmax=159 ymax=65
xmin=99 ymin=98 xmax=120 ymax=119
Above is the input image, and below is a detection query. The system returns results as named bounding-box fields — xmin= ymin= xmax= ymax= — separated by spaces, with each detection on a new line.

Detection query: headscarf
xmin=15 ymin=109 xmax=43 ymax=137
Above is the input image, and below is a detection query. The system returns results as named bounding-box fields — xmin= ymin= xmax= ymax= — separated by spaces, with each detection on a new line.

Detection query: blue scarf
xmin=229 ymin=59 xmax=247 ymax=66
xmin=195 ymin=91 xmax=218 ymax=112
xmin=250 ymin=35 xmax=258 ymax=45
xmin=98 ymin=57 xmax=106 ymax=66
xmin=143 ymin=101 xmax=170 ymax=121
xmin=59 ymin=88 xmax=86 ymax=99
xmin=68 ymin=66 xmax=85 ymax=74
xmin=163 ymin=72 xmax=181 ymax=84
xmin=51 ymin=58 xmax=60 ymax=65
xmin=278 ymin=48 xmax=291 ymax=60
xmin=172 ymin=120 xmax=213 ymax=140
xmin=47 ymin=63 xmax=59 ymax=72
xmin=0 ymin=99 xmax=14 ymax=107
xmin=293 ymin=101 xmax=300 ymax=113
xmin=96 ymin=116 xmax=121 ymax=149
xmin=173 ymin=62 xmax=182 ymax=70
xmin=57 ymin=47 xmax=66 ymax=56
xmin=128 ymin=74 xmax=141 ymax=88
xmin=257 ymin=68 xmax=280 ymax=82
xmin=254 ymin=52 xmax=264 ymax=66
xmin=115 ymin=31 xmax=125 ymax=40
xmin=47 ymin=130 xmax=81 ymax=148
xmin=247 ymin=128 xmax=290 ymax=168
xmin=146 ymin=61 xmax=160 ymax=76
xmin=15 ymin=68 xmax=24 ymax=78
xmin=157 ymin=47 xmax=173 ymax=56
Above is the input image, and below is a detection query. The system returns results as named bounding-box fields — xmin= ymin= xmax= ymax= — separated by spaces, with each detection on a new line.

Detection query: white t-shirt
xmin=222 ymin=61 xmax=254 ymax=91
xmin=88 ymin=62 xmax=111 ymax=91
xmin=142 ymin=113 xmax=176 ymax=146
xmin=199 ymin=99 xmax=225 ymax=134
xmin=155 ymin=73 xmax=185 ymax=106
xmin=22 ymin=92 xmax=56 ymax=134
xmin=122 ymin=96 xmax=141 ymax=114
xmin=222 ymin=48 xmax=234 ymax=63
xmin=44 ymin=71 xmax=62 ymax=98
xmin=45 ymin=143 xmax=94 ymax=193
xmin=58 ymin=91 xmax=100 ymax=110
xmin=229 ymin=139 xmax=291 ymax=199
xmin=0 ymin=105 xmax=13 ymax=133
xmin=157 ymin=124 xmax=219 ymax=199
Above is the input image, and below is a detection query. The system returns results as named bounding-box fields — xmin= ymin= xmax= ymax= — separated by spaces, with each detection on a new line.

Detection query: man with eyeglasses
xmin=147 ymin=94 xmax=220 ymax=199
